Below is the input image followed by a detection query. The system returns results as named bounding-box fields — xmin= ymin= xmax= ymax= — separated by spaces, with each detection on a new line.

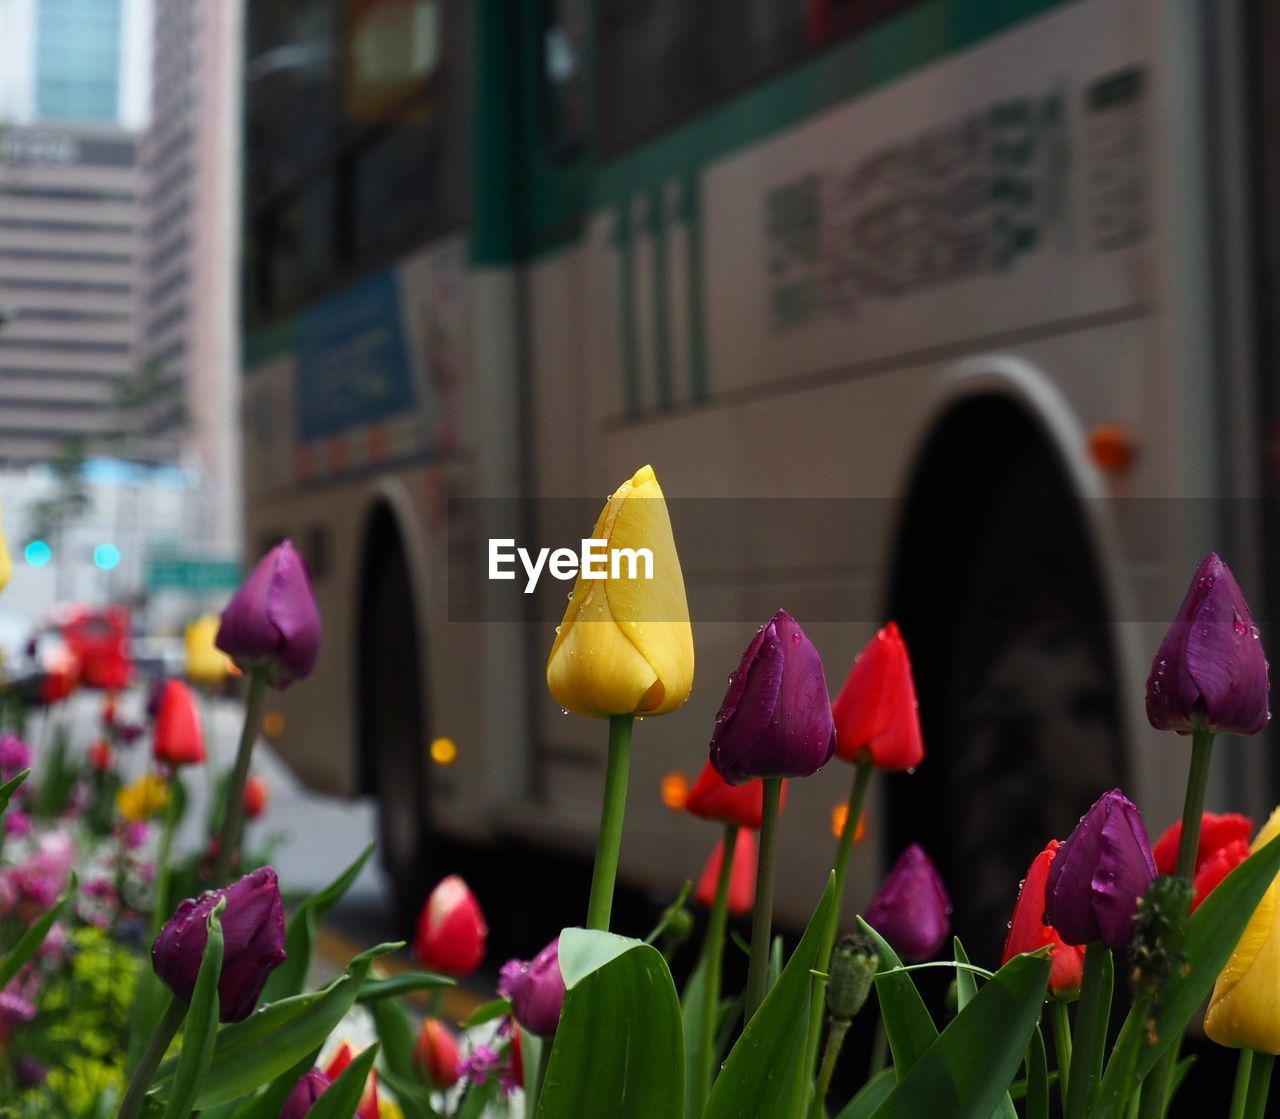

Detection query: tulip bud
xmin=1044 ymin=789 xmax=1157 ymax=949
xmin=153 ymin=679 xmax=206 ymax=766
xmin=1002 ymin=839 xmax=1086 ymax=997
xmin=215 ymin=540 xmax=322 ymax=689
xmin=415 ymin=1018 xmax=461 ymax=1089
xmin=1152 ymin=811 xmax=1253 ymax=911
xmin=152 ymin=866 xmax=287 ymax=1022
xmin=1129 ymin=875 xmax=1194 ymax=1041
xmin=323 ymin=1043 xmax=378 ymax=1119
xmin=116 ymin=773 xmax=170 ymax=823
xmin=709 ymin=609 xmax=836 ymax=784
xmin=684 ymin=762 xmax=786 ymax=830
xmin=827 ymin=934 xmax=878 ymax=1021
xmin=414 ymin=875 xmax=487 ymax=977
xmin=1205 ymin=806 xmax=1280 ymax=1053
xmin=864 ymin=844 xmax=952 ymax=962
xmin=694 ymin=829 xmax=757 ymax=917
xmin=546 ymin=465 xmax=694 ymax=718
xmin=186 ymin=614 xmax=232 ymax=687
xmin=244 ymin=776 xmax=270 ymax=819
xmin=832 ymin=622 xmax=923 ymax=772
xmin=14 ymin=1056 xmax=46 ymax=1089
xmin=281 ymin=1069 xmax=332 ymax=1119
xmin=1146 ymin=553 xmax=1270 ymax=736
xmin=500 ymin=937 xmax=565 ymax=1037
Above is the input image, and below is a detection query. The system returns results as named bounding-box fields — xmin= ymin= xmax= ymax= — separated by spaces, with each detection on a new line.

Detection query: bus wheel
xmin=895 ymin=448 xmax=1124 ymax=964
xmin=360 ymin=531 xmax=431 ymax=933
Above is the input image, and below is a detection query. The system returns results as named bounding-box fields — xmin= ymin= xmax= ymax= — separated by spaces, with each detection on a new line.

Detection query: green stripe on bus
xmin=590 ymin=0 xmax=1074 ymax=208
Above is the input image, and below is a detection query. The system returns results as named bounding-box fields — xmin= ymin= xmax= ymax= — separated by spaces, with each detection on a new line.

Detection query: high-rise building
xmin=143 ymin=0 xmax=243 ymax=551
xmin=0 ymin=125 xmax=145 ymax=463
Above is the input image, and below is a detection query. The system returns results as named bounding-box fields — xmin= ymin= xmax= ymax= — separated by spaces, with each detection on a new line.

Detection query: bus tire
xmin=893 ymin=434 xmax=1125 ymax=963
xmin=360 ymin=528 xmax=432 ymax=933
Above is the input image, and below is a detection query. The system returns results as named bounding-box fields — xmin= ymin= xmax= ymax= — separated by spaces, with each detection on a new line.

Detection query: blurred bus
xmin=240 ymin=0 xmax=1278 ymax=949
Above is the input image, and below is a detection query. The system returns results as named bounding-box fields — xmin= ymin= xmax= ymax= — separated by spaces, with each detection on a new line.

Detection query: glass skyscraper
xmin=35 ymin=0 xmax=123 ymax=123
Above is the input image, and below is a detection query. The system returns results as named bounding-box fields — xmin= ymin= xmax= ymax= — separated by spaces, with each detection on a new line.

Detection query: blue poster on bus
xmin=294 ymin=268 xmax=417 ymax=441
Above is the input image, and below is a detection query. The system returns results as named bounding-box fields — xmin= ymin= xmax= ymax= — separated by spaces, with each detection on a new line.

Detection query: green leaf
xmin=210 ymin=1047 xmax=324 ymax=1119
xmin=857 ymin=918 xmax=937 ymax=1078
xmin=704 ymin=876 xmax=836 ymax=1119
xmin=868 ymin=952 xmax=1052 ymax=1119
xmin=0 ymin=768 xmax=29 ymax=814
xmin=463 ymin=998 xmax=513 ymax=1029
xmin=1092 ymin=829 xmax=1280 ymax=1119
xmin=681 ymin=953 xmax=711 ymax=1119
xmin=377 ymin=1063 xmax=440 ymax=1119
xmin=835 ymin=1067 xmax=896 ymax=1119
xmin=953 ymin=939 xmax=1017 ymax=1119
xmin=368 ymin=994 xmax=418 ymax=1084
xmin=261 ymin=841 xmax=376 ymax=1003
xmin=1023 ymin=1025 xmax=1049 ymax=1119
xmin=306 ymin=1044 xmax=379 ymax=1119
xmin=161 ymin=900 xmax=225 ymax=1119
xmin=537 ymin=929 xmax=684 ymax=1119
xmin=152 ymin=942 xmax=396 ymax=1109
xmin=358 ymin=971 xmax=453 ymax=1003
xmin=0 ymin=872 xmax=74 ymax=991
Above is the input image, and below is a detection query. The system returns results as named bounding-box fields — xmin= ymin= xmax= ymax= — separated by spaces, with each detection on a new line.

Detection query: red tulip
xmin=88 ymin=739 xmax=113 ymax=774
xmin=509 ymin=1028 xmax=524 ymax=1087
xmin=695 ymin=829 xmax=757 ymax=916
xmin=1151 ymin=811 xmax=1254 ymax=910
xmin=414 ymin=1018 xmax=460 ymax=1089
xmin=324 ymin=1043 xmax=378 ymax=1119
xmin=684 ymin=762 xmax=786 ymax=830
xmin=244 ymin=776 xmax=269 ymax=819
xmin=153 ymin=679 xmax=206 ymax=766
xmin=832 ymin=622 xmax=923 ymax=771
xmin=1002 ymin=840 xmax=1086 ymax=997
xmin=414 ymin=876 xmax=487 ymax=977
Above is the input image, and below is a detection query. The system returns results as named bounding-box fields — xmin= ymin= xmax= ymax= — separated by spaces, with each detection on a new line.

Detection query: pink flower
xmin=15 ymin=832 xmax=75 ymax=910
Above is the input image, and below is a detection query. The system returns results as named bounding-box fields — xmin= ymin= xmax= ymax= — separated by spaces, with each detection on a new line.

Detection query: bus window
xmin=541 ymin=0 xmax=589 ymax=161
xmin=244 ymin=0 xmax=467 ymax=328
xmin=598 ymin=0 xmax=806 ymax=153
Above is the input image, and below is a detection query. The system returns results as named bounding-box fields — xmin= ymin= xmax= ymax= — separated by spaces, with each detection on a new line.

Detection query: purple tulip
xmin=864 ymin=844 xmax=952 ymax=962
xmin=216 ymin=540 xmax=322 ymax=689
xmin=152 ymin=866 xmax=287 ymax=1023
xmin=499 ymin=937 xmax=565 ymax=1037
xmin=709 ymin=610 xmax=836 ymax=784
xmin=0 ymin=733 xmax=31 ymax=775
xmin=1044 ymin=789 xmax=1157 ymax=948
xmin=15 ymin=1056 xmax=47 ymax=1088
xmin=4 ymin=810 xmax=31 ymax=839
xmin=281 ymin=1069 xmax=332 ymax=1119
xmin=1146 ymin=553 xmax=1270 ymax=736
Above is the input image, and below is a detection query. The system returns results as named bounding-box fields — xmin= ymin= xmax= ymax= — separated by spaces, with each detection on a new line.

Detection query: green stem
xmin=1230 ymin=1049 xmax=1255 ymax=1119
xmin=150 ymin=776 xmax=182 ymax=937
xmin=1175 ymin=728 xmax=1215 ymax=881
xmin=1245 ymin=1052 xmax=1275 ymax=1119
xmin=1112 ymin=996 xmax=1152 ymax=1119
xmin=586 ymin=714 xmax=633 ymax=931
xmin=1051 ymin=998 xmax=1073 ymax=1106
xmin=744 ymin=777 xmax=782 ymax=1022
xmin=211 ymin=670 xmax=267 ymax=885
xmin=810 ymin=1017 xmax=852 ymax=1119
xmin=1065 ymin=945 xmax=1109 ymax=1119
xmin=1142 ymin=726 xmax=1216 ymax=1118
xmin=694 ymin=823 xmax=738 ymax=1109
xmin=804 ymin=763 xmax=873 ymax=1078
xmin=116 ymin=996 xmax=186 ymax=1119
xmin=531 ymin=1037 xmax=553 ymax=1114
xmin=868 ymin=1012 xmax=887 ymax=1076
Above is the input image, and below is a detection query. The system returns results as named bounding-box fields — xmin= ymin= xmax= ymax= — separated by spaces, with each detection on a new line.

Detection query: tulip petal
xmin=1091 ymin=798 xmax=1158 ymax=947
xmin=709 ymin=623 xmax=784 ymax=784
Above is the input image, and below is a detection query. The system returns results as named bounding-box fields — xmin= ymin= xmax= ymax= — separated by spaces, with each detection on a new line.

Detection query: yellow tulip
xmin=1205 ymin=806 xmax=1280 ymax=1053
xmin=547 ymin=465 xmax=694 ymax=718
xmin=0 ymin=500 xmax=11 ymax=592
xmin=117 ymin=773 xmax=170 ymax=823
xmin=185 ymin=613 xmax=233 ymax=686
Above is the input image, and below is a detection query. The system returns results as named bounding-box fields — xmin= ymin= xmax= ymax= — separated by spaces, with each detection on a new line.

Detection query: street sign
xmin=146 ymin=557 xmax=242 ymax=593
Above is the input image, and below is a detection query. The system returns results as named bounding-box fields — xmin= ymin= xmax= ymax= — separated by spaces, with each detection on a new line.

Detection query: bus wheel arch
xmin=886 ymin=388 xmax=1126 ymax=961
xmin=356 ymin=491 xmax=433 ymax=930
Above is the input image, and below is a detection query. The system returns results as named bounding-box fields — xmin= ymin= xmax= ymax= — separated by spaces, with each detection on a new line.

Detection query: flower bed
xmin=1 ymin=473 xmax=1279 ymax=1118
